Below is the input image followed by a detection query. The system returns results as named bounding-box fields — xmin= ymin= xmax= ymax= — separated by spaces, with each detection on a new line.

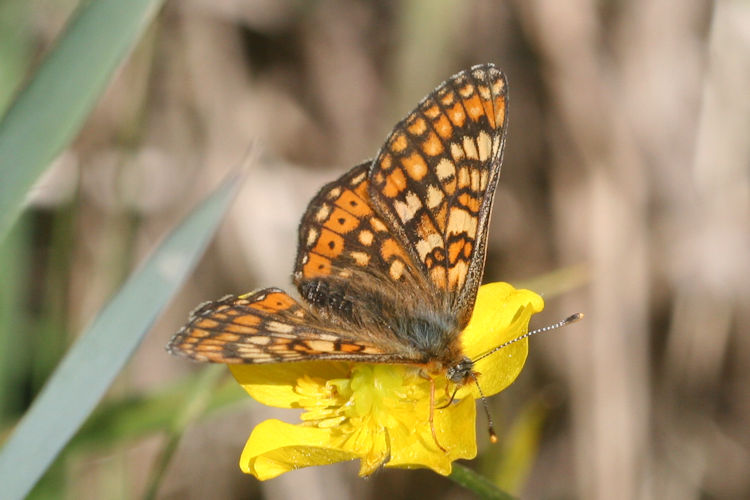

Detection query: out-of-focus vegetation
xmin=0 ymin=1 xmax=748 ymax=499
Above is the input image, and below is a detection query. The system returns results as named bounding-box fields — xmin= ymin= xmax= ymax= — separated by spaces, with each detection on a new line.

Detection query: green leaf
xmin=0 ymin=172 xmax=243 ymax=500
xmin=0 ymin=0 xmax=165 ymax=241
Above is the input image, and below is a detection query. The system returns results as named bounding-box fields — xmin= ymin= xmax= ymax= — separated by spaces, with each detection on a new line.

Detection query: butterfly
xmin=167 ymin=64 xmax=508 ymax=425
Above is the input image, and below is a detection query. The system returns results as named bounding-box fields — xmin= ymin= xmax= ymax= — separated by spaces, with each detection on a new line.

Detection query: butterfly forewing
xmin=368 ymin=65 xmax=508 ymax=327
xmin=167 ymin=288 xmax=400 ymax=364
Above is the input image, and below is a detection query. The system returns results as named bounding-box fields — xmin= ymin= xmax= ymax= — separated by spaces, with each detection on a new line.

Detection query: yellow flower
xmin=229 ymin=282 xmax=544 ymax=480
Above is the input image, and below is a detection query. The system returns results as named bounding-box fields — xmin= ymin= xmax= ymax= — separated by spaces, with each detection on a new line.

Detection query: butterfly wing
xmin=294 ymin=161 xmax=417 ymax=288
xmin=167 ymin=288 xmax=415 ymax=364
xmin=368 ymin=64 xmax=508 ymax=327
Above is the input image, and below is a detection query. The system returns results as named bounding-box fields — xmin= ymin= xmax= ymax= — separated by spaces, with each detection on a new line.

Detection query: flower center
xmin=294 ymin=364 xmax=434 ymax=433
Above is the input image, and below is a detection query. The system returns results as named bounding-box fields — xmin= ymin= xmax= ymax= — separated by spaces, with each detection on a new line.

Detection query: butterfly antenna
xmin=471 ymin=374 xmax=498 ymax=443
xmin=474 ymin=312 xmax=584 ymax=363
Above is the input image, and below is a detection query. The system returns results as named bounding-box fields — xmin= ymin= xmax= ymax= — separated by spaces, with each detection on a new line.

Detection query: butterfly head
xmin=446 ymin=356 xmax=475 ymax=385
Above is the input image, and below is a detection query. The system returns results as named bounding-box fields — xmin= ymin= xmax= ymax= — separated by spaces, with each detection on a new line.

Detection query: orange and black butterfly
xmin=168 ymin=64 xmax=507 ymax=391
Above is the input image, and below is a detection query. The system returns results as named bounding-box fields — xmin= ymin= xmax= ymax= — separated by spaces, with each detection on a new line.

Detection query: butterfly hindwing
xmin=293 ymin=162 xmax=437 ymax=330
xmin=294 ymin=162 xmax=415 ymax=285
xmin=368 ymin=65 xmax=508 ymax=327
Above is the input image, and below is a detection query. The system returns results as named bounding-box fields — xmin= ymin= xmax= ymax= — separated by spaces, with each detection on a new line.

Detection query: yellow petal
xmin=458 ymin=282 xmax=544 ymax=398
xmin=386 ymin=397 xmax=477 ymax=475
xmin=240 ymin=419 xmax=359 ymax=480
xmin=345 ymin=423 xmax=390 ymax=476
xmin=230 ymin=361 xmax=350 ymax=408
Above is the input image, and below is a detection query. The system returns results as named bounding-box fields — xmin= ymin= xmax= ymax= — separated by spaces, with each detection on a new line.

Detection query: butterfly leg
xmin=425 ymin=374 xmax=447 ymax=452
xmin=436 ymin=384 xmax=459 ymax=410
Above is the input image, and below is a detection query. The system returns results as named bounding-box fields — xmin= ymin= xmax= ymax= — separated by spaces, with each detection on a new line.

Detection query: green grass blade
xmin=0 ymin=172 xmax=243 ymax=500
xmin=0 ymin=0 xmax=165 ymax=241
xmin=0 ymin=2 xmax=31 ymax=114
xmin=0 ymin=216 xmax=31 ymax=425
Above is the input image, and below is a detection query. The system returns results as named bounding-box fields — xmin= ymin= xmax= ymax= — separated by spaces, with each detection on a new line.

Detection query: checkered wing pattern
xmin=369 ymin=65 xmax=508 ymax=327
xmin=293 ymin=161 xmax=437 ymax=329
xmin=167 ymin=288 xmax=403 ymax=364
xmin=294 ymin=161 xmax=417 ymax=286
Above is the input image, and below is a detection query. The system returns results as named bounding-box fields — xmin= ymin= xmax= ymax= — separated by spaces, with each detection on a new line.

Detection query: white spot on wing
xmin=477 ymin=131 xmax=492 ymax=162
xmin=393 ymin=191 xmax=423 ymax=223
xmin=358 ymin=230 xmax=374 ymax=246
xmin=248 ymin=337 xmax=272 ymax=345
xmin=307 ymin=340 xmax=335 ymax=352
xmin=350 ymin=251 xmax=370 ymax=266
xmin=436 ymin=158 xmax=455 ymax=180
xmin=351 ymin=172 xmax=366 ymax=185
xmin=415 ymin=233 xmax=443 ymax=260
xmin=266 ymin=321 xmax=294 ymax=334
xmin=315 ymin=204 xmax=331 ymax=223
xmin=306 ymin=228 xmax=319 ymax=247
xmin=389 ymin=259 xmax=405 ymax=280
xmin=447 ymin=207 xmax=477 ymax=237
xmin=463 ymin=136 xmax=478 ymax=160
xmin=426 ymin=185 xmax=444 ymax=209
xmin=450 ymin=143 xmax=465 ymax=161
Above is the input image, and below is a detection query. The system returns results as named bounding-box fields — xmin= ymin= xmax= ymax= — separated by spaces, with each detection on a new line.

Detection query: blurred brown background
xmin=3 ymin=0 xmax=749 ymax=498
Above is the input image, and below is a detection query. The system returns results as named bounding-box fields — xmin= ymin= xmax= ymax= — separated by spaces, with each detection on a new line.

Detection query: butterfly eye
xmin=446 ymin=357 xmax=474 ymax=384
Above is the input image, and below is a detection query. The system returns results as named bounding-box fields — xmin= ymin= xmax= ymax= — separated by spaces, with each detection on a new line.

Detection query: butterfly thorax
xmin=391 ymin=312 xmax=463 ymax=364
xmin=385 ymin=309 xmax=476 ymax=385
xmin=382 ymin=311 xmax=475 ymax=385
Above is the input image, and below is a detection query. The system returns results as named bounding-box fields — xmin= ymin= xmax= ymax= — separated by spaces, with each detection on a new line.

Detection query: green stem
xmin=447 ymin=463 xmax=517 ymax=500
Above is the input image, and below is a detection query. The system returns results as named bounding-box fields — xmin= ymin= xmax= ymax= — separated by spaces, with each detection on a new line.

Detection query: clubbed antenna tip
xmin=563 ymin=312 xmax=584 ymax=324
